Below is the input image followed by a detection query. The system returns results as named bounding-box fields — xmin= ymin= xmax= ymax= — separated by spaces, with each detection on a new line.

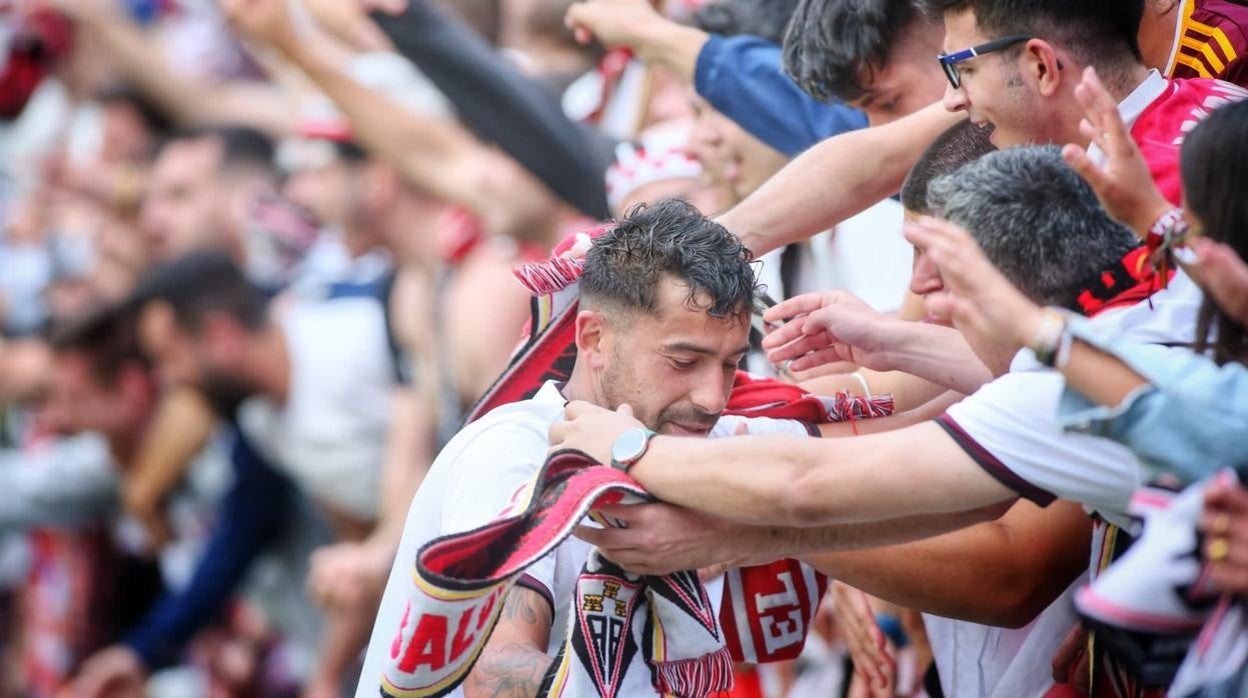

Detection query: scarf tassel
xmin=651 ymin=646 xmax=735 ymax=697
xmin=513 ymin=256 xmax=586 ymax=295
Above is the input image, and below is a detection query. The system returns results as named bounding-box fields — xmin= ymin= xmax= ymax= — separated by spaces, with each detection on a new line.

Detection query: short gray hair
xmin=928 ymin=145 xmax=1139 ymax=309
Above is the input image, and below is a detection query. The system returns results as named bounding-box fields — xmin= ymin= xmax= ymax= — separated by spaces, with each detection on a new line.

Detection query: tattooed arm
xmin=463 ymin=586 xmax=555 ymax=698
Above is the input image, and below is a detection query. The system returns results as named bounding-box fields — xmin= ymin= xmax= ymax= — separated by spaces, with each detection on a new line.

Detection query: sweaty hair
xmin=928 ymin=145 xmax=1138 ymax=309
xmin=782 ymin=0 xmax=924 ymax=103
xmin=580 ymin=199 xmax=761 ymax=319
xmin=900 ymin=120 xmax=997 ymax=215
xmin=1182 ymin=100 xmax=1248 ymax=365
xmin=918 ymin=0 xmax=1144 ymax=73
xmin=694 ymin=0 xmax=803 ymax=44
xmin=130 ymin=250 xmax=268 ymax=333
xmin=48 ymin=303 xmax=148 ymax=385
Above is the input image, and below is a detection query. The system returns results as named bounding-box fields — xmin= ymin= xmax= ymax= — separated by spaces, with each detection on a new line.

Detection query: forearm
xmin=734 ymin=503 xmax=1009 ymax=566
xmin=721 ymin=103 xmax=964 ymax=255
xmin=817 ymin=390 xmax=963 ymax=438
xmin=123 ymin=388 xmax=214 ymax=528
xmin=627 ymin=423 xmax=1012 ymax=526
xmin=1058 ymin=341 xmax=1150 ymax=408
xmin=803 ymin=370 xmax=950 ymax=415
xmin=879 ymin=323 xmax=994 ymax=395
xmin=632 ymin=19 xmax=706 ymax=82
xmin=277 ymin=34 xmax=483 ymax=208
xmin=374 ymin=389 xmax=434 ymax=548
xmin=803 ymin=501 xmax=1091 ymax=627
xmin=83 ymin=15 xmax=292 ymax=136
xmin=372 ymin=1 xmax=609 ymax=219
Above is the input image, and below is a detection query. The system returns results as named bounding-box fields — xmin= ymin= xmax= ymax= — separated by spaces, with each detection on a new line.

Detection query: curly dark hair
xmin=782 ymin=0 xmax=923 ymax=103
xmin=580 ymin=199 xmax=762 ymax=319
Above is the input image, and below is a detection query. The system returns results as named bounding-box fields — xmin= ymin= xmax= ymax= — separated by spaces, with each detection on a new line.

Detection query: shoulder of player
xmin=437 ymin=402 xmax=558 ymax=468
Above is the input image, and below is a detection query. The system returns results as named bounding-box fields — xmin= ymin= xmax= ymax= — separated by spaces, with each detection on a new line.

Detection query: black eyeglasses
xmin=937 ymin=34 xmax=1034 ymax=89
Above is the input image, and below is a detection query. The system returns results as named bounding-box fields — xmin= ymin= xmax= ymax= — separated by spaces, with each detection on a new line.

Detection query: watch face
xmin=612 ymin=428 xmax=647 ymax=464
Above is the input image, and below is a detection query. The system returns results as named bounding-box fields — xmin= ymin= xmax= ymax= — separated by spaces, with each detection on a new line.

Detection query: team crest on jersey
xmin=650 ymin=570 xmax=720 ymax=639
xmin=572 ymin=573 xmax=641 ymax=696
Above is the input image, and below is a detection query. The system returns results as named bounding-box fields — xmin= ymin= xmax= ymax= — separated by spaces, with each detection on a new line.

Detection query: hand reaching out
xmin=762 ymin=290 xmax=901 ymax=372
xmin=1060 ymin=66 xmax=1172 ymax=237
xmin=574 ymin=502 xmax=742 ymax=575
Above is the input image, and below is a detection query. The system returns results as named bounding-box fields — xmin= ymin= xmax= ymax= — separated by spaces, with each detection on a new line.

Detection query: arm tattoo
xmin=464 ymin=587 xmax=555 ymax=698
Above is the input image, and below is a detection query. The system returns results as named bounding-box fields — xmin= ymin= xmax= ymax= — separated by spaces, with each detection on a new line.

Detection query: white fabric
xmin=357 ymin=381 xmax=810 ymax=697
xmin=237 ymin=297 xmax=394 ymax=520
xmin=924 ymin=575 xmax=1085 ymax=698
xmin=945 ymin=269 xmax=1203 ymax=528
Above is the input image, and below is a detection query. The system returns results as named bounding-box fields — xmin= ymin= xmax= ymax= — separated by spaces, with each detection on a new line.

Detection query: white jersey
xmin=923 ymin=576 xmax=1084 ymax=698
xmin=920 ymin=274 xmax=1202 ymax=696
xmin=356 ymin=381 xmax=810 ymax=698
xmin=237 ymin=296 xmax=395 ymax=521
xmin=939 ymin=272 xmax=1202 ymax=528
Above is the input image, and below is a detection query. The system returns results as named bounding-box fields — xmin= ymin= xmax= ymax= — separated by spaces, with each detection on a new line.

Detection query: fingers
xmin=763 ymin=293 xmax=824 ymax=325
xmin=765 ymin=330 xmax=834 ymax=364
xmin=760 ymin=314 xmax=814 ymax=351
xmin=1078 ymin=67 xmax=1134 ymax=157
xmin=832 ymin=585 xmax=894 ymax=689
xmin=1203 ymin=481 xmax=1248 ymax=518
xmin=1193 ymin=238 xmax=1248 ymax=325
xmin=1062 ymin=143 xmax=1114 ymax=193
xmin=616 ymin=403 xmax=634 ymax=417
xmin=789 ymin=347 xmax=853 ymax=373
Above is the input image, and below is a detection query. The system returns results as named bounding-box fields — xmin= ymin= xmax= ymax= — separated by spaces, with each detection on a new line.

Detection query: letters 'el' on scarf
xmin=379 ymin=450 xmax=830 ymax=698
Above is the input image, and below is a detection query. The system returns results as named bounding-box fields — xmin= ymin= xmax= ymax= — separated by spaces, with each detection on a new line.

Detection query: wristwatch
xmin=609 ymin=427 xmax=657 ymax=473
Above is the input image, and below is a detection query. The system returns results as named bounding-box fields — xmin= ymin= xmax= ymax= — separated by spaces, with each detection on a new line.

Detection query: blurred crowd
xmin=0 ymin=0 xmax=1245 ymax=697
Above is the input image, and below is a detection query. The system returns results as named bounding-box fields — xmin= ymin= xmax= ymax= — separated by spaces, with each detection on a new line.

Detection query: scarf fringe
xmin=826 ymin=392 xmax=895 ymax=422
xmin=513 ymin=256 xmax=585 ymax=295
xmin=651 ymin=646 xmax=735 ymax=697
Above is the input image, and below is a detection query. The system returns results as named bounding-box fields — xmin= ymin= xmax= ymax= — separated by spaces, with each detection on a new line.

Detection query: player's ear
xmin=575 ymin=310 xmax=610 ymax=370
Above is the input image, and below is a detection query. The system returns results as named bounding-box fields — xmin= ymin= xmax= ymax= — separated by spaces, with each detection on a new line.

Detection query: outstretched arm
xmin=763 ymin=289 xmax=994 ymax=399
xmin=550 ymin=406 xmax=1016 ymax=527
xmin=225 ymin=0 xmax=559 ymax=239
xmin=805 ymin=500 xmax=1091 ymax=628
xmin=372 ymin=0 xmax=610 ymax=219
xmin=718 ymin=102 xmax=964 ymax=255
xmin=57 ymin=1 xmax=295 ymax=137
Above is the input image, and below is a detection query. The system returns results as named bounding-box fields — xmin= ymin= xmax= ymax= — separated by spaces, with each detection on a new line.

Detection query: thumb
xmin=617 ymin=404 xmax=634 ymax=417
